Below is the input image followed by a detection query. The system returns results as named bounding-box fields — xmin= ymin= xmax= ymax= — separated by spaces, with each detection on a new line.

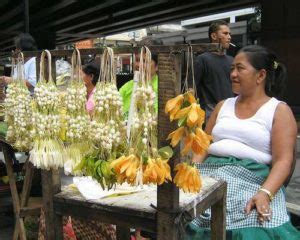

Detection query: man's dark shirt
xmin=193 ymin=52 xmax=234 ymax=117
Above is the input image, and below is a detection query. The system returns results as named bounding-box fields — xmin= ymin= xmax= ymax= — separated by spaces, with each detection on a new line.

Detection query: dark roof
xmin=0 ymin=0 xmax=257 ymax=55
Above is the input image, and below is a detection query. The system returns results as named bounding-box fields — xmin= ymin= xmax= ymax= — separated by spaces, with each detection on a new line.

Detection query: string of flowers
xmin=75 ymin=47 xmax=126 ymax=189
xmin=165 ymin=46 xmax=212 ymax=193
xmin=111 ymin=46 xmax=172 ymax=186
xmin=5 ymin=52 xmax=33 ymax=151
xmin=62 ymin=49 xmax=90 ymax=175
xmin=29 ymin=50 xmax=65 ymax=170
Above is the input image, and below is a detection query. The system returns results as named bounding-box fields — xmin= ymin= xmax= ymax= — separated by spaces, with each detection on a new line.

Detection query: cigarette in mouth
xmin=262 ymin=213 xmax=271 ymax=216
xmin=230 ymin=43 xmax=236 ymax=47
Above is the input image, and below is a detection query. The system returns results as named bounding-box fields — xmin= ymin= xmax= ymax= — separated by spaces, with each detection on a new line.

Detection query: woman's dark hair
xmin=14 ymin=33 xmax=37 ymax=51
xmin=151 ymin=53 xmax=158 ymax=65
xmin=82 ymin=62 xmax=99 ymax=86
xmin=238 ymin=45 xmax=286 ymax=98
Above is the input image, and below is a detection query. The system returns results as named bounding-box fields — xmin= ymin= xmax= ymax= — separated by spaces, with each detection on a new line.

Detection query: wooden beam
xmin=56 ymin=0 xmax=257 ymax=44
xmin=19 ymin=206 xmax=41 ymax=218
xmin=45 ymin=0 xmax=122 ymax=27
xmin=56 ymin=32 xmax=103 ymax=39
xmin=19 ymin=44 xmax=219 ymax=58
xmin=56 ymin=16 xmax=109 ymax=34
xmin=56 ymin=0 xmax=216 ymax=41
xmin=0 ymin=3 xmax=23 ymax=24
xmin=112 ymin=0 xmax=169 ymax=17
xmin=31 ymin=0 xmax=77 ymax=21
xmin=56 ymin=1 xmax=169 ymax=34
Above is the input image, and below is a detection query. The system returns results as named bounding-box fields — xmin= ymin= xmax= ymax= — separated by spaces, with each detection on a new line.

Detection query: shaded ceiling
xmin=0 ymin=0 xmax=258 ymax=55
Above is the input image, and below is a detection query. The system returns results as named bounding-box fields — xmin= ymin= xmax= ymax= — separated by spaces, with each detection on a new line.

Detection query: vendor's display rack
xmin=3 ymin=44 xmax=227 ymax=240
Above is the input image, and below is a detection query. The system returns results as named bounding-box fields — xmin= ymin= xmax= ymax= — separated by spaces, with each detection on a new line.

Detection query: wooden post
xmin=156 ymin=53 xmax=181 ymax=239
xmin=2 ymin=145 xmax=27 ymax=240
xmin=116 ymin=226 xmax=131 ymax=240
xmin=51 ymin=55 xmax=57 ymax=83
xmin=211 ymin=183 xmax=227 ymax=240
xmin=42 ymin=169 xmax=61 ymax=240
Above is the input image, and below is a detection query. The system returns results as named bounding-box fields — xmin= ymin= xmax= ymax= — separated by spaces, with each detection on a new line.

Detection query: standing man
xmin=0 ymin=33 xmax=37 ymax=92
xmin=194 ymin=20 xmax=233 ymax=119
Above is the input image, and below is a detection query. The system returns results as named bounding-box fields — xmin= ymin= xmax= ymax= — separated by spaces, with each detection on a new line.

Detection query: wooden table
xmin=53 ymin=176 xmax=227 ymax=240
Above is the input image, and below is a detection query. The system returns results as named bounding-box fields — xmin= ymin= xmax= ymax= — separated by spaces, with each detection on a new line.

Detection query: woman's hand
xmin=0 ymin=76 xmax=12 ymax=86
xmin=245 ymin=191 xmax=271 ymax=224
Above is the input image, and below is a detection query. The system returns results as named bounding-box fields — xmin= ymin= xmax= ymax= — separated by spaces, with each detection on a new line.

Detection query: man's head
xmin=14 ymin=33 xmax=37 ymax=51
xmin=208 ymin=20 xmax=231 ymax=49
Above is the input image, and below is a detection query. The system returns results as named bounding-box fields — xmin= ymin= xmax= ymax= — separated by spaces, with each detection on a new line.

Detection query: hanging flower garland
xmin=165 ymin=46 xmax=212 ymax=193
xmin=62 ymin=49 xmax=90 ymax=175
xmin=111 ymin=46 xmax=172 ymax=186
xmin=5 ymin=52 xmax=33 ymax=151
xmin=29 ymin=50 xmax=65 ymax=170
xmin=75 ymin=47 xmax=126 ymax=189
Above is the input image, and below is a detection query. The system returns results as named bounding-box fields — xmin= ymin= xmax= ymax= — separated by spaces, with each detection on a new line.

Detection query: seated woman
xmin=185 ymin=45 xmax=299 ymax=239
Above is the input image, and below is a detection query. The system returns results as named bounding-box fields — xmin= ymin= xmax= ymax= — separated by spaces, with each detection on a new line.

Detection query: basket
xmin=38 ymin=208 xmax=116 ymax=240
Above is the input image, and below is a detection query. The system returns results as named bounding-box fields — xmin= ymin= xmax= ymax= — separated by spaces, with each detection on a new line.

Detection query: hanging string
xmin=182 ymin=46 xmax=190 ymax=94
xmin=15 ymin=52 xmax=25 ymax=84
xmin=182 ymin=45 xmax=197 ymax=99
xmin=39 ymin=50 xmax=52 ymax=84
xmin=98 ymin=47 xmax=116 ymax=84
xmin=190 ymin=45 xmax=197 ymax=99
xmin=71 ymin=48 xmax=82 ymax=83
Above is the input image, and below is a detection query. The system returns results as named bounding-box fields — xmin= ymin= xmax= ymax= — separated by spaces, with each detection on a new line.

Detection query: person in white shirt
xmin=186 ymin=45 xmax=299 ymax=240
xmin=0 ymin=33 xmax=37 ymax=91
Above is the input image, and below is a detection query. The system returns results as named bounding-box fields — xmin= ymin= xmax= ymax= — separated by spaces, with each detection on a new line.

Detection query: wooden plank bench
xmin=53 ymin=176 xmax=227 ymax=240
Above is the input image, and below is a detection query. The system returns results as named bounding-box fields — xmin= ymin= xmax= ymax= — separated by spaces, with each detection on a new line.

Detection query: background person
xmin=81 ymin=62 xmax=100 ymax=115
xmin=186 ymin=45 xmax=299 ymax=239
xmin=193 ymin=20 xmax=233 ymax=120
xmin=0 ymin=33 xmax=37 ymax=92
xmin=119 ymin=53 xmax=158 ymax=118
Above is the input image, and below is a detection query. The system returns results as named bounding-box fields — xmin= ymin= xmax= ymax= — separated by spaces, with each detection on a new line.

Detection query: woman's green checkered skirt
xmin=185 ymin=156 xmax=300 ymax=240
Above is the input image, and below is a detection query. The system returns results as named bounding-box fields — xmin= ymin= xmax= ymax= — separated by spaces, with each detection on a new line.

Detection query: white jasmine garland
xmin=30 ymin=50 xmax=65 ymax=170
xmin=4 ymin=76 xmax=33 ymax=151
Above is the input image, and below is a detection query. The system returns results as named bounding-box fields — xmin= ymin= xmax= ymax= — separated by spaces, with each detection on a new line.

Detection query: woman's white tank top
xmin=208 ymin=96 xmax=282 ymax=164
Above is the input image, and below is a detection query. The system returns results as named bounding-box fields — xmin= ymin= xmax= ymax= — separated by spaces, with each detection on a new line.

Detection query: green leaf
xmin=178 ymin=117 xmax=187 ymax=127
xmin=158 ymin=146 xmax=174 ymax=159
xmin=182 ymin=100 xmax=191 ymax=108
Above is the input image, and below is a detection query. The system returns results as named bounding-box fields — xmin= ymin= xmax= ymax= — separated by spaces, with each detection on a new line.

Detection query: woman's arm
xmin=262 ymin=103 xmax=297 ymax=195
xmin=0 ymin=76 xmax=34 ymax=91
xmin=192 ymin=100 xmax=224 ymax=162
xmin=245 ymin=103 xmax=297 ymax=223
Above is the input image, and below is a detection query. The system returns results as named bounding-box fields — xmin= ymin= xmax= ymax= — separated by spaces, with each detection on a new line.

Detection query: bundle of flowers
xmin=111 ymin=47 xmax=172 ymax=186
xmin=75 ymin=47 xmax=126 ymax=189
xmin=29 ymin=50 xmax=65 ymax=170
xmin=91 ymin=48 xmax=126 ymax=154
xmin=4 ymin=53 xmax=33 ymax=151
xmin=62 ymin=49 xmax=90 ymax=175
xmin=165 ymin=46 xmax=211 ymax=193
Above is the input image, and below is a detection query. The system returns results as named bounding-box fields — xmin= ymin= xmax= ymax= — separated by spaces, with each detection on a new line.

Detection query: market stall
xmin=3 ymin=44 xmax=227 ymax=240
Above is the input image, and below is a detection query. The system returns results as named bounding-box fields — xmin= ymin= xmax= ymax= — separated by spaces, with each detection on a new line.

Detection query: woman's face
xmin=230 ymin=52 xmax=264 ymax=95
xmin=81 ymin=70 xmax=93 ymax=87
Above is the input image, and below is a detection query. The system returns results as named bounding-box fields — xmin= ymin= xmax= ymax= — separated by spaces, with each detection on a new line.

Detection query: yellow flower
xmin=173 ymin=103 xmax=205 ymax=128
xmin=167 ymin=126 xmax=186 ymax=147
xmin=110 ymin=154 xmax=140 ymax=184
xmin=180 ymin=129 xmax=211 ymax=156
xmin=185 ymin=91 xmax=197 ymax=104
xmin=143 ymin=158 xmax=172 ymax=185
xmin=174 ymin=162 xmax=202 ymax=193
xmin=165 ymin=94 xmax=184 ymax=121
